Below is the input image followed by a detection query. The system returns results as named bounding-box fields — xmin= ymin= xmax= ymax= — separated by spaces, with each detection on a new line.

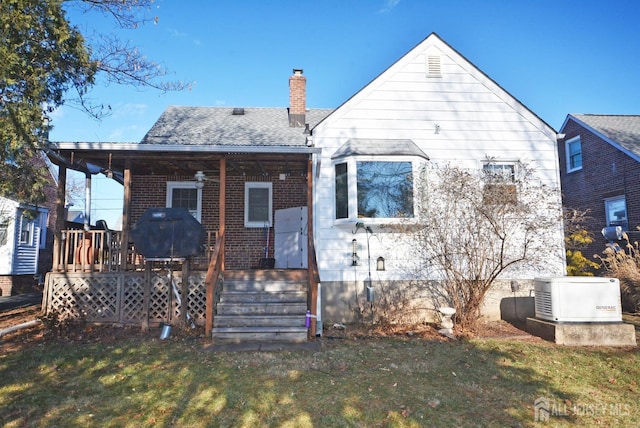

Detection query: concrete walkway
xmin=0 ymin=293 xmax=42 ymax=312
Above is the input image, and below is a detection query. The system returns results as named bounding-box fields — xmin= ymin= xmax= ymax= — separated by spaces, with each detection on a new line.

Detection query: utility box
xmin=534 ymin=277 xmax=622 ymax=322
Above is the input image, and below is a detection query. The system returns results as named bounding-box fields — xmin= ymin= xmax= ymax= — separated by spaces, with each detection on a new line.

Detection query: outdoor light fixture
xmin=353 ymin=222 xmax=375 ymax=304
xmin=377 ymin=256 xmax=385 ymax=271
xmin=352 ymin=239 xmax=359 ymax=266
xmin=194 ymin=171 xmax=206 ymax=189
xmin=104 ymin=153 xmax=114 ymax=179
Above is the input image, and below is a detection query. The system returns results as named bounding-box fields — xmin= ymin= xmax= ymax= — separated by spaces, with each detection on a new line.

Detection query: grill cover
xmin=131 ymin=208 xmax=205 ymax=259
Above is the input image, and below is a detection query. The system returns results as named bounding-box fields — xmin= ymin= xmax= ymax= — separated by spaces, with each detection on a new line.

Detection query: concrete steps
xmin=211 ymin=270 xmax=309 ymax=344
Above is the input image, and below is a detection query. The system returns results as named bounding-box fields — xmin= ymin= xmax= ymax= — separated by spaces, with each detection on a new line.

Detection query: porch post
xmin=52 ymin=164 xmax=67 ymax=272
xmin=219 ymin=156 xmax=226 ymax=269
xmin=205 ymin=156 xmax=225 ymax=336
xmin=84 ymin=173 xmax=91 ymax=231
xmin=119 ymin=160 xmax=131 ymax=271
xmin=307 ymin=157 xmax=317 ymax=336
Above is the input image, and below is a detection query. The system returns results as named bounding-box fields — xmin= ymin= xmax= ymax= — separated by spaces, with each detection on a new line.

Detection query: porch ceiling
xmin=48 ymin=148 xmax=311 ymax=178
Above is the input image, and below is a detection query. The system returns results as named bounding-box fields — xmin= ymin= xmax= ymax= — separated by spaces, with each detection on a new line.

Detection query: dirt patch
xmin=4 ymin=303 xmax=607 ymax=356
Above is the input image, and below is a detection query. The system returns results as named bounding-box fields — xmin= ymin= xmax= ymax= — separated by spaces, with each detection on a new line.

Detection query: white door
xmin=274 ymin=206 xmax=308 ymax=268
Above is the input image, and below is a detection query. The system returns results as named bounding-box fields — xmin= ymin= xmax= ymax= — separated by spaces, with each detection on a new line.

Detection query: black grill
xmin=131 ymin=208 xmax=205 ymax=260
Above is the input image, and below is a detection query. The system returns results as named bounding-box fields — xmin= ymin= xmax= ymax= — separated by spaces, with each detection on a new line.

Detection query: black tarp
xmin=131 ymin=208 xmax=205 ymax=259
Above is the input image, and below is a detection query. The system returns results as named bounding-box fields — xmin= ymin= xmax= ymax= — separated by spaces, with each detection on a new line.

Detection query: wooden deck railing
xmin=307 ymin=233 xmax=320 ymax=337
xmin=205 ymin=229 xmax=225 ymax=336
xmin=55 ymin=229 xmax=218 ymax=273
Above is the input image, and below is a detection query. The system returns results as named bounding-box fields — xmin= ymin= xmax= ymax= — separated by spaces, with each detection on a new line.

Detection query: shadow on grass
xmin=3 ymin=327 xmax=632 ymax=427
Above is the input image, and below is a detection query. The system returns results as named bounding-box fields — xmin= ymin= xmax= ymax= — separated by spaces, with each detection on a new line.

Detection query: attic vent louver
xmin=232 ymin=108 xmax=245 ymax=115
xmin=427 ymin=55 xmax=442 ymax=77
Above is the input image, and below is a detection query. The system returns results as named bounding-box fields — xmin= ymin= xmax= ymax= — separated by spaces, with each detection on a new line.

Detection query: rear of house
xmin=43 ymin=33 xmax=566 ymax=335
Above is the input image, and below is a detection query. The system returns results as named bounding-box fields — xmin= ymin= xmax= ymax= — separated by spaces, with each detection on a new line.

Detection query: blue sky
xmin=51 ymin=0 xmax=640 ymax=226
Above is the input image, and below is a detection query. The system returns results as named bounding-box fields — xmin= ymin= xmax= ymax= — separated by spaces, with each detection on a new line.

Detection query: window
xmin=19 ymin=214 xmax=33 ymax=245
xmin=357 ymin=161 xmax=413 ymax=218
xmin=334 ymin=160 xmax=415 ymax=221
xmin=0 ymin=221 xmax=8 ymax=246
xmin=166 ymin=182 xmax=202 ymax=222
xmin=483 ymin=162 xmax=517 ymax=204
xmin=245 ymin=182 xmax=272 ymax=228
xmin=566 ymin=136 xmax=582 ymax=172
xmin=335 ymin=163 xmax=349 ymax=219
xmin=605 ymin=196 xmax=628 ymax=231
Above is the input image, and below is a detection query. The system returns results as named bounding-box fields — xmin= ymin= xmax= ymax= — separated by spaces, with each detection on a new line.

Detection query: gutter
xmin=48 ymin=142 xmax=322 ymax=155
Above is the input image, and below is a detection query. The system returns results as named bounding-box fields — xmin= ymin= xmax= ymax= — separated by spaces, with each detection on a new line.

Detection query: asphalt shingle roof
xmin=572 ymin=114 xmax=640 ymax=157
xmin=140 ymin=106 xmax=333 ymax=147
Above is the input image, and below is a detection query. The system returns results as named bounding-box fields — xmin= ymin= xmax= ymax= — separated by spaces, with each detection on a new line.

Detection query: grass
xmin=1 ymin=325 xmax=639 ymax=427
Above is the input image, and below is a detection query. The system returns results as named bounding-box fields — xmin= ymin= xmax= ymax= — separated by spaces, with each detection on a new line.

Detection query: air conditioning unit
xmin=534 ymin=277 xmax=622 ymax=322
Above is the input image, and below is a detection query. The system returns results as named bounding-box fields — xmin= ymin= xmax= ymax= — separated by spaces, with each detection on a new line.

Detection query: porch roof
xmin=331 ymin=138 xmax=430 ymax=160
xmin=47 ymin=106 xmax=331 ymax=177
xmin=141 ymin=106 xmax=333 ymax=147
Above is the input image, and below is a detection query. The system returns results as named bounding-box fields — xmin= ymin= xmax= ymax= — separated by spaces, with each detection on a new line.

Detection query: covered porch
xmin=45 ymin=144 xmax=320 ymax=337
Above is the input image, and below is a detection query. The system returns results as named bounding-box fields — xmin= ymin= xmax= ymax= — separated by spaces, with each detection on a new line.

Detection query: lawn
xmin=1 ymin=317 xmax=639 ymax=427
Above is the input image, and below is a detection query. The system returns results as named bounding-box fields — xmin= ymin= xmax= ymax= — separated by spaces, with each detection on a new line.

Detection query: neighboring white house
xmin=311 ymin=33 xmax=565 ymax=321
xmin=0 ymin=196 xmax=49 ymax=295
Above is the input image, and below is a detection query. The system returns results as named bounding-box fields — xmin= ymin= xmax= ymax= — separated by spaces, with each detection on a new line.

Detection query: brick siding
xmin=559 ymin=119 xmax=640 ymax=264
xmin=129 ymin=168 xmax=308 ymax=270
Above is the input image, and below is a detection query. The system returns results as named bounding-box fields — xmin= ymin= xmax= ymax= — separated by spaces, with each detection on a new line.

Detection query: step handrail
xmin=205 ymin=229 xmax=225 ymax=336
xmin=307 ymin=230 xmax=320 ymax=337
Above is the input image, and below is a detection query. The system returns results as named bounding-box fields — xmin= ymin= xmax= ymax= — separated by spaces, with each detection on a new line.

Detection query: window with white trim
xmin=482 ymin=161 xmax=517 ymax=204
xmin=334 ymin=159 xmax=415 ymax=221
xmin=166 ymin=182 xmax=202 ymax=222
xmin=605 ymin=196 xmax=627 ymax=231
xmin=566 ymin=136 xmax=582 ymax=172
xmin=245 ymin=182 xmax=272 ymax=228
xmin=0 ymin=221 xmax=9 ymax=246
xmin=19 ymin=214 xmax=33 ymax=245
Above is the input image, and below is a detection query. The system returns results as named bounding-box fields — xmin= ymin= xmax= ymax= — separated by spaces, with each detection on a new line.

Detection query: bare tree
xmin=63 ymin=0 xmax=191 ymax=119
xmin=407 ymin=162 xmax=563 ymax=329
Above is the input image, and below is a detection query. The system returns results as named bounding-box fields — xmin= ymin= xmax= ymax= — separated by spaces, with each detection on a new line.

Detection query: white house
xmin=44 ymin=33 xmax=566 ymax=332
xmin=0 ymin=197 xmax=49 ymax=295
xmin=311 ymin=33 xmax=565 ymax=322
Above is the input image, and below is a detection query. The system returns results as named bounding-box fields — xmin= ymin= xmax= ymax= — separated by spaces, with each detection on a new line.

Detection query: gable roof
xmin=141 ymin=106 xmax=332 ymax=147
xmin=564 ymin=114 xmax=640 ymax=160
xmin=313 ymin=32 xmax=557 ymax=141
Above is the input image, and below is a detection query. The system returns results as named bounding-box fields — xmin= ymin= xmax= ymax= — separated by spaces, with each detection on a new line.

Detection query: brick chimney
xmin=289 ymin=68 xmax=306 ymax=127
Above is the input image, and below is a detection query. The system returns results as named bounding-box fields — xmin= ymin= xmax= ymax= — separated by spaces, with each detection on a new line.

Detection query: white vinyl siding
xmin=311 ymin=35 xmax=564 ymax=283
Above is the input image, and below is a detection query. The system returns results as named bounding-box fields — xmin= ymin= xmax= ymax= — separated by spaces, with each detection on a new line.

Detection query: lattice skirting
xmin=43 ymin=271 xmax=207 ymax=327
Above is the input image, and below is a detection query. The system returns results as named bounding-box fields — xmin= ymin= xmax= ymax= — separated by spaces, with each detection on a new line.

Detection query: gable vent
xmin=232 ymin=108 xmax=245 ymax=115
xmin=427 ymin=55 xmax=442 ymax=77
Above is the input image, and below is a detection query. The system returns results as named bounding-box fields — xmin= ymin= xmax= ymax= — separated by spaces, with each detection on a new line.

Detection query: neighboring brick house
xmin=558 ymin=114 xmax=640 ymax=264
